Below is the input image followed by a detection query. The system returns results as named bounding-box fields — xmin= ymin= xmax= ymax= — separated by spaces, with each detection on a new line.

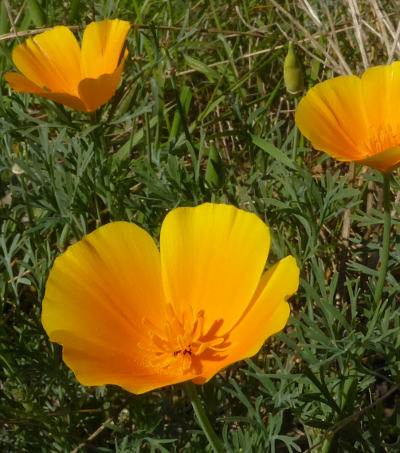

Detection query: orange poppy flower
xmin=5 ymin=19 xmax=130 ymax=113
xmin=41 ymin=203 xmax=299 ymax=394
xmin=295 ymin=62 xmax=400 ymax=172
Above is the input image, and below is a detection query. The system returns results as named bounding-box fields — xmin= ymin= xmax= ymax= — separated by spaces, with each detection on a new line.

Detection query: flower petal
xmin=81 ymin=19 xmax=130 ymax=79
xmin=5 ymin=72 xmax=88 ymax=110
xmin=295 ymin=75 xmax=370 ymax=160
xmin=53 ymin=330 xmax=197 ymax=394
xmin=5 ymin=71 xmax=47 ymax=93
xmin=361 ymin=62 xmax=400 ymax=128
xmin=5 ymin=72 xmax=89 ymax=110
xmin=11 ymin=26 xmax=81 ymax=94
xmin=160 ymin=203 xmax=270 ymax=336
xmin=42 ymin=222 xmax=169 ymax=392
xmin=37 ymin=92 xmax=88 ymax=111
xmin=78 ymin=56 xmax=127 ymax=112
xmin=357 ymin=146 xmax=400 ymax=173
xmin=192 ymin=256 xmax=299 ymax=384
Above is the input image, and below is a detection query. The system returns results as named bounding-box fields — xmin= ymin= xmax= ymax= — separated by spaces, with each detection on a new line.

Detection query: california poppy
xmin=295 ymin=62 xmax=400 ymax=172
xmin=42 ymin=203 xmax=299 ymax=394
xmin=5 ymin=19 xmax=130 ymax=113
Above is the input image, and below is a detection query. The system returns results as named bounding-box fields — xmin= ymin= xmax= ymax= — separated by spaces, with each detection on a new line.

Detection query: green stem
xmin=88 ymin=112 xmax=108 ymax=225
xmin=320 ymin=435 xmax=334 ymax=453
xmin=374 ymin=173 xmax=391 ymax=304
xmin=292 ymin=97 xmax=298 ymax=161
xmin=183 ymin=382 xmax=224 ymax=453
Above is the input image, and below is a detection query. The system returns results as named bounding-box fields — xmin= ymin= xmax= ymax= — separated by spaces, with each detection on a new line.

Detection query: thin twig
xmin=387 ymin=18 xmax=400 ymax=63
xmin=269 ymin=0 xmax=342 ymax=72
xmin=370 ymin=0 xmax=391 ymax=56
xmin=14 ymin=1 xmax=27 ymax=27
xmin=347 ymin=0 xmax=369 ymax=69
xmin=300 ymin=0 xmax=322 ymax=27
xmin=3 ymin=0 xmax=17 ymax=36
xmin=303 ymin=383 xmax=400 ymax=452
xmin=0 ymin=22 xmax=266 ymax=42
xmin=234 ymin=5 xmax=259 ymax=33
xmin=0 ymin=25 xmax=82 ymax=41
xmin=7 ymin=269 xmax=31 ymax=284
xmin=70 ymin=417 xmax=113 ymax=453
xmin=301 ymin=0 xmax=352 ymax=75
xmin=362 ymin=19 xmax=387 ymax=41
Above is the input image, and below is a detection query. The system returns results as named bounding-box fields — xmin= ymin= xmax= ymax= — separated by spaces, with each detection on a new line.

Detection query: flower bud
xmin=284 ymin=42 xmax=304 ymax=94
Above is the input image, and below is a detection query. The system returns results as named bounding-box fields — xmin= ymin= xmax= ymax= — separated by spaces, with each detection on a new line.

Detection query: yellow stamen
xmin=140 ymin=304 xmax=227 ymax=372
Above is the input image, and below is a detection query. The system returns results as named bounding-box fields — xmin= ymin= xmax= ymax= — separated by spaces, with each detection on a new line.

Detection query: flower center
xmin=140 ymin=304 xmax=227 ymax=373
xmin=363 ymin=123 xmax=400 ymax=157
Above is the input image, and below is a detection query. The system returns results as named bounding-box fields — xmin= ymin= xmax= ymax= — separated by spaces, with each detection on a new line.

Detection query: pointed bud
xmin=284 ymin=42 xmax=304 ymax=94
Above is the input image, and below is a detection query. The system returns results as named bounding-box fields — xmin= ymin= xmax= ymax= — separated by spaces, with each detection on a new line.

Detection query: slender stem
xmin=320 ymin=435 xmax=334 ymax=453
xmin=292 ymin=98 xmax=299 ymax=161
xmin=374 ymin=173 xmax=392 ymax=304
xmin=88 ymin=113 xmax=108 ymax=225
xmin=183 ymin=382 xmax=224 ymax=453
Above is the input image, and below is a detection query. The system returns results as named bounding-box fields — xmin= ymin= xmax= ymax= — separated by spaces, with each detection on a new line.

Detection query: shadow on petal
xmin=78 ymin=57 xmax=127 ymax=112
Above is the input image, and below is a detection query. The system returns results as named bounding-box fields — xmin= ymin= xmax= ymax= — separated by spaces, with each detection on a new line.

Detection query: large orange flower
xmin=5 ymin=19 xmax=130 ymax=113
xmin=42 ymin=203 xmax=299 ymax=394
xmin=295 ymin=62 xmax=400 ymax=172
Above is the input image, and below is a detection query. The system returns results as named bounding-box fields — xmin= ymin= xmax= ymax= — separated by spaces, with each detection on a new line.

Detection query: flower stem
xmin=183 ymin=381 xmax=224 ymax=453
xmin=374 ymin=173 xmax=392 ymax=304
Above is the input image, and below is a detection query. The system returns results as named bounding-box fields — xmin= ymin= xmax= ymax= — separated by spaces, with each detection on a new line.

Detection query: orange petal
xmin=295 ymin=75 xmax=370 ymax=160
xmin=357 ymin=146 xmax=400 ymax=173
xmin=54 ymin=331 xmax=196 ymax=394
xmin=5 ymin=71 xmax=47 ymax=93
xmin=36 ymin=91 xmax=88 ymax=111
xmin=361 ymin=62 xmax=400 ymax=128
xmin=42 ymin=222 xmax=170 ymax=393
xmin=81 ymin=19 xmax=130 ymax=79
xmin=160 ymin=203 xmax=270 ymax=336
xmin=11 ymin=26 xmax=81 ymax=94
xmin=5 ymin=72 xmax=87 ymax=110
xmin=78 ymin=55 xmax=127 ymax=112
xmin=193 ymin=256 xmax=299 ymax=384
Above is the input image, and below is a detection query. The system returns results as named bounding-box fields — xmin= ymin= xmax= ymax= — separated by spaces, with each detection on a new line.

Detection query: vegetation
xmin=1 ymin=1 xmax=399 ymax=451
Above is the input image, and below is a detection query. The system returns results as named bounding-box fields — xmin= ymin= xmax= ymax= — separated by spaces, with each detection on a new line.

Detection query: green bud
xmin=284 ymin=42 xmax=304 ymax=94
